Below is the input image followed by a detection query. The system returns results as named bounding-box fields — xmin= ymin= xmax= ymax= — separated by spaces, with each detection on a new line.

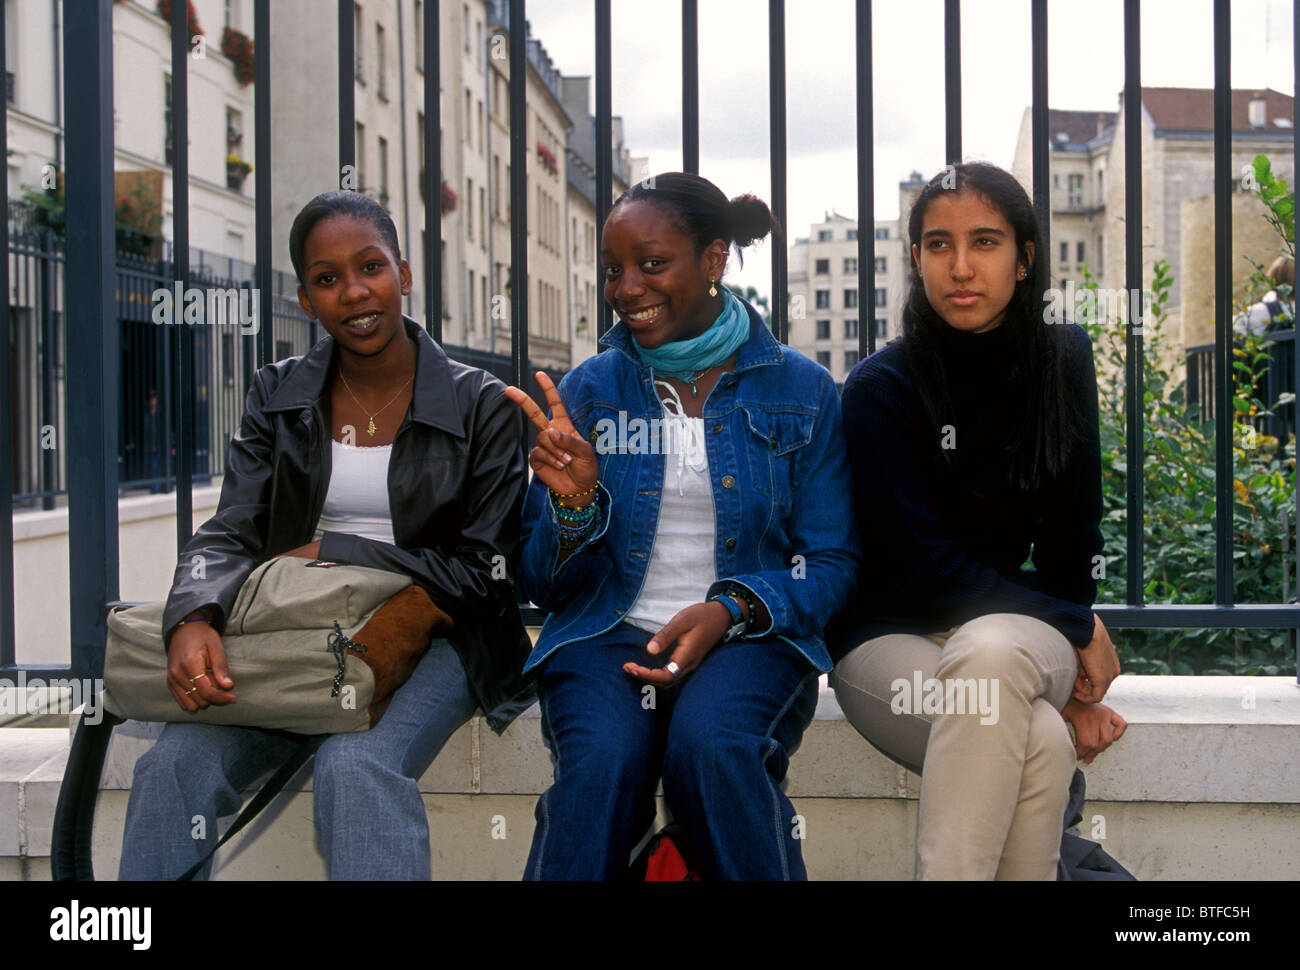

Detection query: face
xmin=911 ymin=190 xmax=1032 ymax=334
xmin=296 ymin=214 xmax=412 ymax=357
xmin=601 ymin=200 xmax=728 ymax=349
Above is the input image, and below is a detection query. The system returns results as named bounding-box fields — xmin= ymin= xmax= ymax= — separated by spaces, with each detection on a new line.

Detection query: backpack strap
xmin=177 ymin=734 xmax=326 ymax=881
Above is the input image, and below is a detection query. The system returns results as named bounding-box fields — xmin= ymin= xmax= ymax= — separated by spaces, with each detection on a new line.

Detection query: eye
xmin=641 ymin=258 xmax=665 ymax=271
xmin=926 ymin=239 xmax=949 ymax=251
xmin=363 ymin=260 xmax=384 ymax=272
xmin=974 ymin=236 xmax=998 ymax=247
xmin=602 ymin=264 xmax=620 ymax=281
xmin=314 ymin=272 xmax=336 ymax=285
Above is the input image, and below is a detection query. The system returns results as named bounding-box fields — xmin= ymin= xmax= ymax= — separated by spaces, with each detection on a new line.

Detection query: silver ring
xmin=666 ymin=661 xmax=681 ymax=680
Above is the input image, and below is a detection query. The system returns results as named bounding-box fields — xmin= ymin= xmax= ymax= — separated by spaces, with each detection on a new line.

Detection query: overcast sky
xmin=525 ymin=0 xmax=1297 ymax=299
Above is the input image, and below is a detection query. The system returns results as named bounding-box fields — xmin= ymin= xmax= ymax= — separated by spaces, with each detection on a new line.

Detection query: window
xmin=1068 ymin=173 xmax=1084 ymax=207
xmin=164 ymin=75 xmax=174 ymax=165
xmin=480 ymin=186 xmax=486 ymax=248
xmin=844 ymin=319 xmax=858 ymax=339
xmin=843 ymin=258 xmax=857 ymax=275
xmin=815 ymin=259 xmax=830 ymax=275
xmin=816 ymin=351 xmax=831 ymax=369
xmin=353 ymin=3 xmax=364 ymax=80
xmin=875 ymin=226 xmax=889 ymax=240
xmin=874 ymin=256 xmax=886 ymax=274
xmin=815 ymin=290 xmax=830 ymax=309
xmin=1077 ymin=241 xmax=1085 ymax=265
xmin=874 ymin=288 xmax=887 ymax=308
xmin=847 ymin=229 xmax=858 ymax=241
xmin=463 ymin=3 xmax=470 ymax=51
xmin=466 ymin=178 xmax=474 ymax=240
xmin=1097 ymin=236 xmax=1103 ymax=268
xmin=415 ymin=1 xmax=424 ymax=71
xmin=815 ymin=319 xmax=831 ymax=340
xmin=493 ymin=155 xmax=501 ymax=216
xmin=465 ymin=88 xmax=472 ymax=143
xmin=817 ymin=230 xmax=833 ymax=242
xmin=354 ymin=121 xmax=365 ymax=189
xmin=224 ymin=0 xmax=237 ymax=31
xmin=1059 ymin=241 xmax=1068 ymax=265
xmin=844 ymin=289 xmax=858 ymax=309
xmin=468 ymin=269 xmax=476 ymax=328
xmin=376 ymin=24 xmax=387 ymax=99
xmin=875 ymin=317 xmax=887 ymax=339
xmin=845 ymin=350 xmax=860 ymax=370
xmin=378 ymin=136 xmax=389 ymax=200
xmin=477 ymin=99 xmax=484 ymax=156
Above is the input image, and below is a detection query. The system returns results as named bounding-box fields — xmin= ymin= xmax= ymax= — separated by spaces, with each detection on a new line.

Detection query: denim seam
xmin=530 ymin=693 xmax=559 ymax=881
xmin=760 ymin=670 xmax=816 ymax=881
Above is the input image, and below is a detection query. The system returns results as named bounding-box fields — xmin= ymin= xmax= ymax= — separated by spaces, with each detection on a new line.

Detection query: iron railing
xmin=0 ymin=0 xmax=1298 ymax=685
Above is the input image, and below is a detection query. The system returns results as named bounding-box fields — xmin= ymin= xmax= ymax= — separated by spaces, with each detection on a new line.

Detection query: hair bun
xmin=727 ymin=194 xmax=780 ymax=248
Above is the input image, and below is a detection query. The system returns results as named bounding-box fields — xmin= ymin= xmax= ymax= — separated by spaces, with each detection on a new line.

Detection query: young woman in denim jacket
xmin=505 ymin=173 xmax=859 ymax=880
xmin=828 ymin=163 xmax=1127 ymax=879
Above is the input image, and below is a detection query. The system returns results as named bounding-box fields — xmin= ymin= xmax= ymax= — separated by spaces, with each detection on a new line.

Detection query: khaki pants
xmin=830 ymin=613 xmax=1078 ymax=880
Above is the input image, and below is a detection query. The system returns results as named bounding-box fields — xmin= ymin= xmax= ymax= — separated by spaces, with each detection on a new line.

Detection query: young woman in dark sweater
xmin=829 ymin=162 xmax=1126 ymax=880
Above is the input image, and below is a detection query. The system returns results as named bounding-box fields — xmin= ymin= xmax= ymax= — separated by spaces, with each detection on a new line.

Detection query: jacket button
xmin=713 ymin=422 xmax=723 ymax=434
xmin=589 ymin=429 xmax=599 ymax=445
xmin=725 ymin=537 xmax=737 ymax=550
xmin=770 ymin=434 xmax=778 ymax=447
xmin=721 ymin=475 xmax=735 ymax=488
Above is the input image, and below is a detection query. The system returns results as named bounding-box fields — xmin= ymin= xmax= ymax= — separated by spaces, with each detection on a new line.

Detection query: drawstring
xmin=327 ymin=620 xmax=368 ymax=697
xmin=653 ymin=379 xmax=708 ymax=495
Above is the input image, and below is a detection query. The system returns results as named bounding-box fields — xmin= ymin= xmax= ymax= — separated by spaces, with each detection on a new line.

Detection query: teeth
xmin=628 ymin=306 xmax=661 ymax=321
xmin=348 ymin=313 xmax=379 ymax=329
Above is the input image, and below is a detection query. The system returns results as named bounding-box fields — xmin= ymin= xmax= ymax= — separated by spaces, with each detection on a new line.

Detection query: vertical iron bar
xmin=1031 ymin=0 xmax=1050 ymax=277
xmin=255 ymin=0 xmax=272 ymax=366
xmin=1123 ymin=0 xmax=1144 ymax=606
xmin=0 ymin=3 xmax=12 ymax=668
xmin=944 ymin=0 xmax=961 ymax=163
xmin=769 ymin=0 xmax=788 ymax=344
xmin=424 ymin=0 xmax=441 ymax=339
xmin=510 ymin=0 xmax=529 ymax=387
xmin=595 ymin=0 xmax=612 ymax=339
xmin=1213 ymin=0 xmax=1232 ymax=605
xmin=64 ymin=0 xmax=118 ymax=680
xmin=682 ymin=0 xmax=699 ymax=175
xmin=856 ymin=0 xmax=874 ymax=358
xmin=172 ymin=0 xmax=194 ymax=547
xmin=1293 ymin=0 xmax=1299 ymax=681
xmin=339 ymin=0 xmax=356 ymax=186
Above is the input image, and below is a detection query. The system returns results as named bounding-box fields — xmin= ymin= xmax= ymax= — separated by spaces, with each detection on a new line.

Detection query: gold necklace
xmin=338 ymin=368 xmax=413 ymax=437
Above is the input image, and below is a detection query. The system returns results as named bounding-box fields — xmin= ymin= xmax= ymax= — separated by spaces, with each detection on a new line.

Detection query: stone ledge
xmin=1 ymin=674 xmax=1298 ymax=879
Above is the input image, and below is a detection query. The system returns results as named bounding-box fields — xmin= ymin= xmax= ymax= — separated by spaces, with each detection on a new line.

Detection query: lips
xmin=623 ymin=304 xmax=665 ymax=324
xmin=342 ymin=310 xmax=383 ymax=332
xmin=948 ymin=291 xmax=980 ymax=307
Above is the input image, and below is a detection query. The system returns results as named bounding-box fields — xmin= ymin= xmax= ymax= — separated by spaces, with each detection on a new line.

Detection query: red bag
xmin=638 ymin=824 xmax=704 ymax=881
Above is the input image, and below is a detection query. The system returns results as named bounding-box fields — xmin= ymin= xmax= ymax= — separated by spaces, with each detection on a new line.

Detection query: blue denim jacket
xmin=519 ymin=300 xmax=861 ymax=674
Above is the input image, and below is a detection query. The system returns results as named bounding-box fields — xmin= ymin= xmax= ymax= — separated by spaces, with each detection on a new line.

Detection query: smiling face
xmin=601 ymin=200 xmax=728 ymax=349
xmin=296 ymin=214 xmax=412 ymax=358
xmin=911 ymin=189 xmax=1033 ymax=334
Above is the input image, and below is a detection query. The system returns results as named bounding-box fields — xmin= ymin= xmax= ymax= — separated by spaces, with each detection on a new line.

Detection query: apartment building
xmin=788 ymin=212 xmax=905 ymax=384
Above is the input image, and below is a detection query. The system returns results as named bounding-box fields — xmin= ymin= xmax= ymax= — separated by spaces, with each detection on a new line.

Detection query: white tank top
xmin=312 ymin=440 xmax=396 ymax=546
xmin=624 ymin=380 xmax=717 ymax=634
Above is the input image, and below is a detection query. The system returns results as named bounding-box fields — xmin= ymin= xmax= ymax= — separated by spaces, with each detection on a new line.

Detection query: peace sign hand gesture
xmin=504 ymin=372 xmax=599 ymax=500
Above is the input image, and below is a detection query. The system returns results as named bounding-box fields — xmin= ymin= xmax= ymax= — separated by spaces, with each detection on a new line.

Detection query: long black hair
xmin=289 ymin=191 xmax=402 ymax=285
xmin=902 ymin=161 xmax=1085 ymax=492
xmin=611 ymin=172 xmax=782 ymax=266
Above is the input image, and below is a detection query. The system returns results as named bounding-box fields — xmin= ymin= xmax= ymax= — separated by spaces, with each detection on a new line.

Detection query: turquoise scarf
xmin=632 ymin=288 xmax=750 ymax=381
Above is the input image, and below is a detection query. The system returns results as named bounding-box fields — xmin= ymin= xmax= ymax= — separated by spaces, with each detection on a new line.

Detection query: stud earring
xmin=709 ymin=279 xmax=718 ymax=298
xmin=1017 ymin=268 xmax=1027 ymax=280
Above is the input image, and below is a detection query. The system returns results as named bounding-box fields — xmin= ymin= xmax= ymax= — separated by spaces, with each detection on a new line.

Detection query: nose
xmin=612 ymin=266 xmax=644 ymax=304
xmin=949 ymin=244 xmax=974 ymax=282
xmin=341 ymin=269 xmax=372 ymax=303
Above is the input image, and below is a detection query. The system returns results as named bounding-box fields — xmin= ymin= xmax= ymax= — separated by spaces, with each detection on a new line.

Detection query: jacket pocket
xmin=741 ymin=406 xmax=816 ymax=515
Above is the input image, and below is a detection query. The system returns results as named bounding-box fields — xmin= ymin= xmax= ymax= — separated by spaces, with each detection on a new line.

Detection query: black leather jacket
xmin=162 ymin=317 xmax=535 ymax=733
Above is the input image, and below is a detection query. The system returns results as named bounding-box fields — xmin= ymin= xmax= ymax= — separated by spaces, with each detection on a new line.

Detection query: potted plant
xmin=220 ymin=27 xmax=256 ymax=86
xmin=156 ymin=0 xmax=203 ymax=42
xmin=226 ymin=154 xmax=252 ymax=190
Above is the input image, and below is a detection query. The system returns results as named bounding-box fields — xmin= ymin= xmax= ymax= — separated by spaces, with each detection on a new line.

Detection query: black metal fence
xmin=0 ymin=0 xmax=1298 ymax=683
xmin=1187 ymin=329 xmax=1297 ymax=445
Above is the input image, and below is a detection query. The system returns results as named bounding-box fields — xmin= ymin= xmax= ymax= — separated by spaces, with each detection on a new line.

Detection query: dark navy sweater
xmin=827 ymin=321 xmax=1103 ymax=663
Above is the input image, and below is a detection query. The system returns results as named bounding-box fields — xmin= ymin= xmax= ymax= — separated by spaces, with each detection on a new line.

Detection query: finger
xmin=648 ymin=615 xmax=689 ymax=656
xmin=535 ymin=372 xmax=572 ymax=427
xmin=167 ymin=680 xmax=198 ymax=714
xmin=1111 ymin=715 xmax=1128 ymax=742
xmin=206 ymin=638 xmax=236 ymax=691
xmin=622 ymin=662 xmax=677 ymax=687
xmin=531 ymin=440 xmax=569 ymax=472
xmin=504 ymin=385 xmax=553 ymax=434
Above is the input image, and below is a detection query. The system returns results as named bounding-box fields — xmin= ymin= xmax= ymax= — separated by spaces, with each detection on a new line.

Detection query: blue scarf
xmin=632 ymin=288 xmax=750 ymax=382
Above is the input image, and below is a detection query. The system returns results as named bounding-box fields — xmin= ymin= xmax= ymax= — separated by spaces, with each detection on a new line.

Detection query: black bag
xmin=1057 ymin=768 xmax=1137 ymax=881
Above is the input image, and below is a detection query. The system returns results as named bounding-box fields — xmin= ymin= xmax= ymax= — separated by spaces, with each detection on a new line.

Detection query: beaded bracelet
xmin=549 ymin=481 xmax=599 ymax=502
xmin=724 ymin=585 xmax=762 ymax=632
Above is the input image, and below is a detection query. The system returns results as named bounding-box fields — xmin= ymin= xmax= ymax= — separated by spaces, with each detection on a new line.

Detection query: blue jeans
xmin=523 ymin=623 xmax=820 ymax=881
xmin=118 ymin=638 xmax=476 ymax=880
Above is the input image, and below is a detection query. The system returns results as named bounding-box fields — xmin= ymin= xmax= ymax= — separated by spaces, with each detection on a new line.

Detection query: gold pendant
xmin=367 ymin=417 xmax=377 ymax=437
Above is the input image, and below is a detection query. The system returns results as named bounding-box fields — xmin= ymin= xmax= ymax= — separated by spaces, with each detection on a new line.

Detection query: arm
xmin=708 ymin=371 xmax=861 ymax=641
xmin=840 ymin=364 xmax=1096 ymax=647
xmin=316 ymin=381 xmax=527 ymax=624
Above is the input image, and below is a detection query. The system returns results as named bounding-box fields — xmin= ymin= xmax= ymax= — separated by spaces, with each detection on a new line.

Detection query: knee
xmin=132 ymin=725 xmax=225 ymax=791
xmin=663 ymin=709 xmax=764 ymax=786
xmin=313 ymin=734 xmax=393 ymax=792
xmin=937 ymin=614 xmax=1038 ymax=682
xmin=1026 ymin=701 xmax=1076 ymax=787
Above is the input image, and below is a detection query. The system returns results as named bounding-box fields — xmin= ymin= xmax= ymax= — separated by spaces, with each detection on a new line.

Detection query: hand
xmin=166 ymin=617 xmax=236 ymax=712
xmin=1072 ymin=613 xmax=1121 ymax=704
xmin=278 ymin=541 xmax=323 ymax=560
xmin=623 ymin=601 xmax=732 ymax=687
xmin=1061 ymin=698 xmax=1127 ymax=764
xmin=504 ymin=372 xmax=599 ymax=501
